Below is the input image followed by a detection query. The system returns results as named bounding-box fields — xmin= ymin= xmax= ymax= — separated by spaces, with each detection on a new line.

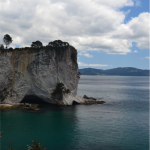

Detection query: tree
xmin=27 ymin=140 xmax=47 ymax=150
xmin=31 ymin=41 xmax=43 ymax=48
xmin=48 ymin=40 xmax=69 ymax=47
xmin=0 ymin=44 xmax=4 ymax=50
xmin=3 ymin=34 xmax=13 ymax=49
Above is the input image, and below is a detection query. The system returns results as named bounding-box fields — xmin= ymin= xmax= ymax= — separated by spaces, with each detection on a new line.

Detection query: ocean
xmin=1 ymin=76 xmax=149 ymax=150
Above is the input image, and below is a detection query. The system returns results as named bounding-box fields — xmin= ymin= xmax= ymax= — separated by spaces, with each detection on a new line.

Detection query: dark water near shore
xmin=1 ymin=76 xmax=149 ymax=150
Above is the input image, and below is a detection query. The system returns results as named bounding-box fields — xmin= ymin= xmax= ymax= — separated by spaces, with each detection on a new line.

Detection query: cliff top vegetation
xmin=0 ymin=34 xmax=77 ymax=64
xmin=0 ymin=34 xmax=73 ymax=52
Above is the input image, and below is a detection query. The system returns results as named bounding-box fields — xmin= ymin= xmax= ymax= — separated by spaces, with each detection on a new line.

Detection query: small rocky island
xmin=0 ymin=39 xmax=105 ymax=107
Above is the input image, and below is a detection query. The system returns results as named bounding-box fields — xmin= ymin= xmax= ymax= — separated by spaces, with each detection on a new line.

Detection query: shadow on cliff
xmin=20 ymin=95 xmax=48 ymax=104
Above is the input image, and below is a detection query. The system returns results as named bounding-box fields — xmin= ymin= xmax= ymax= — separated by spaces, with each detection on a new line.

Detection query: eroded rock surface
xmin=0 ymin=46 xmax=82 ymax=105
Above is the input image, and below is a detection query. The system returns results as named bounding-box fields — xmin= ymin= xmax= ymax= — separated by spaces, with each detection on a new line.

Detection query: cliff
xmin=0 ymin=45 xmax=84 ymax=105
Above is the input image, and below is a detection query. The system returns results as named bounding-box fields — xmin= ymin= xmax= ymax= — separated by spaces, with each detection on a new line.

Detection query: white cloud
xmin=78 ymin=62 xmax=109 ymax=67
xmin=133 ymin=50 xmax=138 ymax=53
xmin=135 ymin=0 xmax=141 ymax=6
xmin=93 ymin=0 xmax=134 ymax=8
xmin=78 ymin=52 xmax=93 ymax=58
xmin=145 ymin=57 xmax=150 ymax=59
xmin=124 ymin=10 xmax=131 ymax=15
xmin=0 ymin=0 xmax=148 ymax=54
xmin=113 ymin=12 xmax=149 ymax=50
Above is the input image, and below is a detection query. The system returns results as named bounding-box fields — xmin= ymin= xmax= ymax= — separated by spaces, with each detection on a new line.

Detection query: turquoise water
xmin=1 ymin=76 xmax=149 ymax=150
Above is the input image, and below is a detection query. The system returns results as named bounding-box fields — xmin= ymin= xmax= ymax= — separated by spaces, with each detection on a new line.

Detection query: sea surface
xmin=0 ymin=76 xmax=149 ymax=150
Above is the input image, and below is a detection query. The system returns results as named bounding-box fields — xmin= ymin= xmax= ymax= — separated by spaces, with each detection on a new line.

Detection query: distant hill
xmin=78 ymin=67 xmax=150 ymax=76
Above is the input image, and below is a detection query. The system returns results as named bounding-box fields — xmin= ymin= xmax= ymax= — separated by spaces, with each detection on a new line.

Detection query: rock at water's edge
xmin=0 ymin=46 xmax=105 ymax=105
xmin=0 ymin=46 xmax=82 ymax=105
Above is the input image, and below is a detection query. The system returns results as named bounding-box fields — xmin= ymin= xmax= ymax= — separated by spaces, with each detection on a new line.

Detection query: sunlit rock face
xmin=0 ymin=46 xmax=82 ymax=105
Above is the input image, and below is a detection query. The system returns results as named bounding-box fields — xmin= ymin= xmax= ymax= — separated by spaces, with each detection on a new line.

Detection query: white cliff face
xmin=0 ymin=46 xmax=82 ymax=105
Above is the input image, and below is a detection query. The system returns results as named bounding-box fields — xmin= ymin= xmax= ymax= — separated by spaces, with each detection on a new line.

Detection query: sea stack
xmin=0 ymin=42 xmax=82 ymax=105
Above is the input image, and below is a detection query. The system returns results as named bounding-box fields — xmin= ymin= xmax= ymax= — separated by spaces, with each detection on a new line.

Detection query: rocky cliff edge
xmin=0 ymin=45 xmax=88 ymax=105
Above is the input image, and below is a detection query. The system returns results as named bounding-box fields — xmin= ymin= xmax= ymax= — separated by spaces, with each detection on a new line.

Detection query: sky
xmin=0 ymin=0 xmax=149 ymax=70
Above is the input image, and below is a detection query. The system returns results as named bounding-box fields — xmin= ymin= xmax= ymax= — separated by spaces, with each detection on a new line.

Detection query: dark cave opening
xmin=72 ymin=101 xmax=80 ymax=105
xmin=20 ymin=95 xmax=48 ymax=104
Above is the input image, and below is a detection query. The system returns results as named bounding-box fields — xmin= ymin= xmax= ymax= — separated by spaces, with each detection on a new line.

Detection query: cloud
xmin=124 ymin=10 xmax=131 ymax=15
xmin=78 ymin=52 xmax=93 ymax=58
xmin=133 ymin=50 xmax=138 ymax=53
xmin=135 ymin=0 xmax=141 ymax=6
xmin=145 ymin=57 xmax=150 ymax=59
xmin=78 ymin=62 xmax=109 ymax=67
xmin=92 ymin=0 xmax=134 ymax=8
xmin=0 ymin=0 xmax=148 ymax=54
xmin=113 ymin=12 xmax=149 ymax=50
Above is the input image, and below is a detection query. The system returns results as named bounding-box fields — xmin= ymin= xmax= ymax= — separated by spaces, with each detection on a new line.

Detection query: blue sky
xmin=0 ymin=0 xmax=149 ymax=70
xmin=78 ymin=0 xmax=149 ymax=70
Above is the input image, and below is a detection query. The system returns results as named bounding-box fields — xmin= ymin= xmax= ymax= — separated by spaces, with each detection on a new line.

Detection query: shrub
xmin=0 ymin=125 xmax=9 ymax=140
xmin=48 ymin=40 xmax=69 ymax=47
xmin=31 ymin=41 xmax=43 ymax=48
xmin=52 ymin=83 xmax=64 ymax=96
xmin=4 ymin=140 xmax=16 ymax=150
xmin=47 ymin=40 xmax=69 ymax=55
xmin=0 ymin=44 xmax=4 ymax=50
xmin=3 ymin=34 xmax=13 ymax=49
xmin=65 ymin=89 xmax=71 ymax=94
xmin=0 ymin=126 xmax=47 ymax=150
xmin=27 ymin=140 xmax=47 ymax=150
xmin=52 ymin=83 xmax=71 ymax=96
xmin=8 ymin=47 xmax=13 ymax=51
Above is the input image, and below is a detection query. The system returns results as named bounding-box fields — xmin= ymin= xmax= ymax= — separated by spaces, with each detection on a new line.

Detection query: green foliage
xmin=31 ymin=41 xmax=43 ymax=48
xmin=24 ymin=47 xmax=30 ymax=49
xmin=52 ymin=83 xmax=64 ymax=95
xmin=3 ymin=34 xmax=13 ymax=49
xmin=65 ymin=89 xmax=71 ymax=94
xmin=5 ymin=140 xmax=16 ymax=150
xmin=0 ymin=125 xmax=9 ymax=140
xmin=52 ymin=83 xmax=71 ymax=96
xmin=27 ymin=140 xmax=47 ymax=150
xmin=48 ymin=40 xmax=69 ymax=47
xmin=0 ymin=125 xmax=47 ymax=150
xmin=3 ymin=139 xmax=47 ymax=150
xmin=0 ymin=44 xmax=4 ymax=50
xmin=1 ymin=37 xmax=77 ymax=63
xmin=48 ymin=40 xmax=69 ymax=55
xmin=14 ymin=48 xmax=23 ymax=51
xmin=8 ymin=47 xmax=13 ymax=51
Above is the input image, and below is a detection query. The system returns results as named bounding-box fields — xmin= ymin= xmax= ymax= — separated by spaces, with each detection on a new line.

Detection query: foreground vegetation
xmin=1 ymin=128 xmax=47 ymax=150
